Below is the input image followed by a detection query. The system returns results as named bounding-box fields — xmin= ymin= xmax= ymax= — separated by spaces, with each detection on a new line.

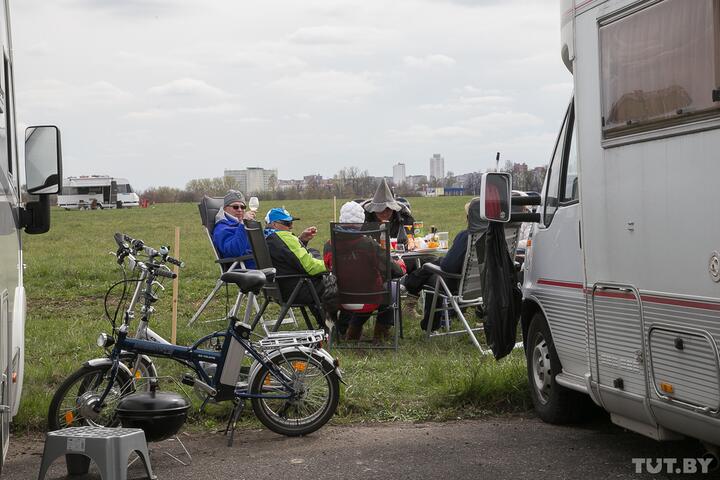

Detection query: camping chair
xmin=244 ymin=220 xmax=324 ymax=332
xmin=329 ymin=222 xmax=401 ymax=350
xmin=187 ymin=196 xmax=266 ymax=328
xmin=421 ymin=215 xmax=521 ymax=354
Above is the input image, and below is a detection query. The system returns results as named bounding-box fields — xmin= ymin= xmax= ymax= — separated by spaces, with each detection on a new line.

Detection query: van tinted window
xmin=600 ymin=0 xmax=720 ymax=136
xmin=561 ymin=117 xmax=578 ymax=203
xmin=544 ymin=106 xmax=571 ymax=226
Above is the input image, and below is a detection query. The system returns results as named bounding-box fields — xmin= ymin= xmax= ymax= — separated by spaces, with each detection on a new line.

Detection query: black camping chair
xmin=421 ymin=198 xmax=521 ymax=354
xmin=187 ymin=196 xmax=260 ymax=326
xmin=244 ymin=220 xmax=324 ymax=332
xmin=329 ymin=222 xmax=401 ymax=350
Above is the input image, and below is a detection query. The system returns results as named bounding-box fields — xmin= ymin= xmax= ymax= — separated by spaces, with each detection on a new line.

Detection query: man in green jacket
xmin=264 ymin=207 xmax=327 ymax=307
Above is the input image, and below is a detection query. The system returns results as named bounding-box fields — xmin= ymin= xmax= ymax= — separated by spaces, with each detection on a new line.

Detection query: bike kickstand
xmin=225 ymin=398 xmax=245 ymax=447
xmin=199 ymin=394 xmax=211 ymax=414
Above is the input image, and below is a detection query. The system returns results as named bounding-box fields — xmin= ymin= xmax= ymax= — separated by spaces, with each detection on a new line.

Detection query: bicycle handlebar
xmin=165 ymin=255 xmax=184 ymax=268
xmin=154 ymin=267 xmax=177 ymax=279
xmin=113 ymin=232 xmax=184 ymax=269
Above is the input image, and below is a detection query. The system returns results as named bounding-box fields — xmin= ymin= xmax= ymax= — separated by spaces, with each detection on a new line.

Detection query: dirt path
xmin=9 ymin=416 xmax=714 ymax=479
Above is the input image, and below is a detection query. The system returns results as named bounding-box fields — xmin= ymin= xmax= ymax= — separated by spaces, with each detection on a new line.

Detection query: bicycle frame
xmin=115 ymin=323 xmax=298 ymax=400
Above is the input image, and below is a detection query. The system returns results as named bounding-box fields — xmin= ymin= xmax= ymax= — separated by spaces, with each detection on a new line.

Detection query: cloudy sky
xmin=12 ymin=0 xmax=572 ymax=191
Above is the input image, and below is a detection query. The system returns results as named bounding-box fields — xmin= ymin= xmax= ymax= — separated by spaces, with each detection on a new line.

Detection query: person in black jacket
xmin=402 ymin=199 xmax=487 ymax=330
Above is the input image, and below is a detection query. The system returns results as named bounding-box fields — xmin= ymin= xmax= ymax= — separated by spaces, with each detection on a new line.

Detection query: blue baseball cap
xmin=266 ymin=207 xmax=300 ymax=223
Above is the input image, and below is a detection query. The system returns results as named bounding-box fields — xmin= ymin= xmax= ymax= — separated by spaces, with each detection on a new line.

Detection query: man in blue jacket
xmin=212 ymin=190 xmax=256 ymax=268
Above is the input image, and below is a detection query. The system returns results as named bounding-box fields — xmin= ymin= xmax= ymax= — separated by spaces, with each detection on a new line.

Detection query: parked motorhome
xmin=0 ymin=0 xmax=63 ymax=471
xmin=58 ymin=175 xmax=139 ymax=209
xmin=487 ymin=0 xmax=720 ymax=453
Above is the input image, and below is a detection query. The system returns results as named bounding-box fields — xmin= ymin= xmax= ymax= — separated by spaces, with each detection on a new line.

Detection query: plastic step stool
xmin=38 ymin=426 xmax=155 ymax=480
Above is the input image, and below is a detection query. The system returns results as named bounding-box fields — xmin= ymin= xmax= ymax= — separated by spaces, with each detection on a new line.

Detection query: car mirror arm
xmin=20 ymin=195 xmax=51 ymax=234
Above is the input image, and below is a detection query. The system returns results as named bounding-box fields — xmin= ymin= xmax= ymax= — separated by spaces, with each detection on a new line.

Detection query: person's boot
xmin=345 ymin=323 xmax=363 ymax=342
xmin=372 ymin=323 xmax=392 ymax=344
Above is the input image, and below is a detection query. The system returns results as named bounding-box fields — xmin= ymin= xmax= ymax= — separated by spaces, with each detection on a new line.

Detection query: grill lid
xmin=116 ymin=382 xmax=190 ymax=415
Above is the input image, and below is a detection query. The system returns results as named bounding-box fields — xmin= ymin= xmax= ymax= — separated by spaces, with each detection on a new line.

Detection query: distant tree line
xmin=139 ymin=163 xmax=547 ymax=204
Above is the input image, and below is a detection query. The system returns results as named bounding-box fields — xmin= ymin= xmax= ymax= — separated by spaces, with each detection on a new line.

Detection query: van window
xmin=543 ymin=105 xmax=571 ymax=226
xmin=560 ymin=116 xmax=578 ymax=203
xmin=600 ymin=0 xmax=720 ymax=136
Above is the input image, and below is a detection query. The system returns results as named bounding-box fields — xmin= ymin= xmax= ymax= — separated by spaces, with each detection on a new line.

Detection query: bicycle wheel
xmin=47 ymin=363 xmax=134 ymax=431
xmin=250 ymin=350 xmax=339 ymax=436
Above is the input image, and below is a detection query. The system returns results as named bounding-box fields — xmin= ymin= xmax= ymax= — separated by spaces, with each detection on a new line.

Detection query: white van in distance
xmin=58 ymin=175 xmax=139 ymax=209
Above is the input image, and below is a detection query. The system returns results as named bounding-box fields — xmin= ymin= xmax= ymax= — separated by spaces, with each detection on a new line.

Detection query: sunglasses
xmin=229 ymin=204 xmax=246 ymax=210
xmin=277 ymin=220 xmax=293 ymax=227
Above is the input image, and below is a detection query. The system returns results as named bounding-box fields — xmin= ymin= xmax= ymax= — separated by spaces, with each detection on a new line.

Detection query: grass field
xmin=17 ymin=196 xmax=530 ymax=432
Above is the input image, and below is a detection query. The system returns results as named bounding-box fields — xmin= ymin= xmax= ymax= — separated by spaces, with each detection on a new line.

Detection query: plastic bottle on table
xmin=428 ymin=225 xmax=439 ymax=248
xmin=404 ymin=225 xmax=415 ymax=250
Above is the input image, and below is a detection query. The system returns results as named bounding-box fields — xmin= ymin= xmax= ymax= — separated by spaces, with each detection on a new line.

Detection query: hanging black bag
xmin=479 ymin=222 xmax=522 ymax=360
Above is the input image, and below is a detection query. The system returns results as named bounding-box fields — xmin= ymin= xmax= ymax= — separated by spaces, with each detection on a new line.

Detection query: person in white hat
xmin=323 ymin=201 xmax=406 ymax=343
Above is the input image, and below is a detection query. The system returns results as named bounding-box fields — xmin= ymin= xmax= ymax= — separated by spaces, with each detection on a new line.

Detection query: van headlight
xmin=97 ymin=333 xmax=115 ymax=348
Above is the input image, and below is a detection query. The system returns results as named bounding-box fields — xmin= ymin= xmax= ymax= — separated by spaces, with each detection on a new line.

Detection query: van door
xmin=525 ymin=101 xmax=587 ymax=377
xmin=109 ymin=180 xmax=118 ymax=207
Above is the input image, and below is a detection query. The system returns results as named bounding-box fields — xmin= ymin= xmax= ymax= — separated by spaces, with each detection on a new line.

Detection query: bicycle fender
xmin=313 ymin=347 xmax=344 ymax=382
xmin=248 ymin=346 xmax=343 ymax=384
xmin=120 ymin=353 xmax=158 ymax=378
xmin=85 ymin=357 xmax=135 ymax=379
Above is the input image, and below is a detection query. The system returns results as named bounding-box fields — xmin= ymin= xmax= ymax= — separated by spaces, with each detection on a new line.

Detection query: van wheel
xmin=526 ymin=312 xmax=590 ymax=423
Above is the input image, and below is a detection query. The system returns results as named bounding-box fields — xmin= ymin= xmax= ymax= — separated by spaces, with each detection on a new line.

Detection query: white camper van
xmin=0 ymin=1 xmax=63 ymax=472
xmin=485 ymin=0 xmax=720 ymax=452
xmin=58 ymin=175 xmax=139 ymax=210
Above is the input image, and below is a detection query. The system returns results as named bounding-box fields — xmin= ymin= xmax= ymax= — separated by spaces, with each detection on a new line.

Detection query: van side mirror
xmin=480 ymin=172 xmax=512 ymax=222
xmin=21 ymin=125 xmax=63 ymax=234
xmin=25 ymin=125 xmax=62 ymax=194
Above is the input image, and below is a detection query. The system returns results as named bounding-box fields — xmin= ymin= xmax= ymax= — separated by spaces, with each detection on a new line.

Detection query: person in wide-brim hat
xmin=363 ymin=179 xmax=415 ymax=238
xmin=364 ymin=178 xmax=402 ymax=213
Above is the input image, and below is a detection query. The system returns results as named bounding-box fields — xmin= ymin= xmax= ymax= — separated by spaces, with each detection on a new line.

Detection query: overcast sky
xmin=12 ymin=0 xmax=572 ymax=191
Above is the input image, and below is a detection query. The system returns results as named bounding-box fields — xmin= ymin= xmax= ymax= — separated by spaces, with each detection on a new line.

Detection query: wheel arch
xmin=521 ymin=297 xmax=545 ymax=349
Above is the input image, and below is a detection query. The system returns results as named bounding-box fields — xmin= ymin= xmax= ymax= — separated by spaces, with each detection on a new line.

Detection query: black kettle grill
xmin=116 ymin=381 xmax=190 ymax=442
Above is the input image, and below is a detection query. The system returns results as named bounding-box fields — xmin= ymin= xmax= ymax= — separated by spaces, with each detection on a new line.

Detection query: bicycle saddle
xmin=221 ymin=270 xmax=267 ymax=293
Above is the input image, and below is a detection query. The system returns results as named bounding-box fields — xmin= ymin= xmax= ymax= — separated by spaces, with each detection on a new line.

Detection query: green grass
xmin=16 ymin=196 xmax=530 ymax=433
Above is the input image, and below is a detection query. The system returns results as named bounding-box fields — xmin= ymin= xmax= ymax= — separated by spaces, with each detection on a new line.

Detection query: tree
xmin=185 ymin=175 xmax=242 ymax=200
xmin=463 ymin=172 xmax=482 ymax=196
xmin=444 ymin=171 xmax=455 ymax=188
xmin=140 ymin=186 xmax=185 ymax=203
xmin=267 ymin=173 xmax=277 ymax=192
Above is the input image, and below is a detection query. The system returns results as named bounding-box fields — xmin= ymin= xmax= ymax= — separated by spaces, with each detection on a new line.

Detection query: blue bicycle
xmin=48 ymin=233 xmax=342 ymax=437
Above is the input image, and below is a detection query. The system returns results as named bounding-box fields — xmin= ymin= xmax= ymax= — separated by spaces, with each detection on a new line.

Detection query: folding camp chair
xmin=244 ymin=220 xmax=324 ymax=332
xmin=422 ymin=200 xmax=521 ymax=354
xmin=329 ymin=222 xmax=402 ymax=350
xmin=187 ymin=196 xmax=270 ymax=328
